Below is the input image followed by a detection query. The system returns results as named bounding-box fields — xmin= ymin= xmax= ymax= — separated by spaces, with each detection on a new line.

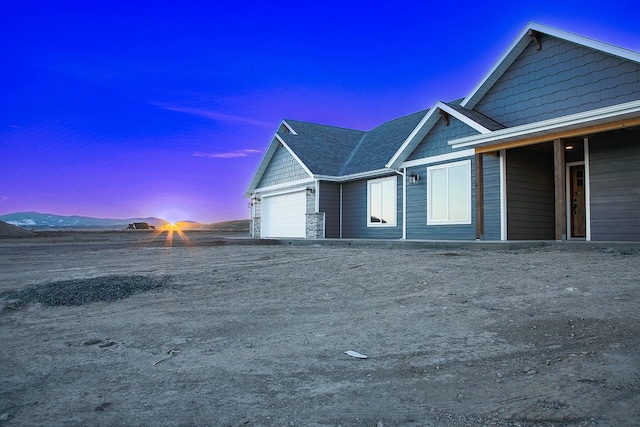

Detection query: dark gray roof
xmin=278 ymin=120 xmax=365 ymax=176
xmin=280 ymin=110 xmax=428 ymax=177
xmin=341 ymin=109 xmax=428 ymax=175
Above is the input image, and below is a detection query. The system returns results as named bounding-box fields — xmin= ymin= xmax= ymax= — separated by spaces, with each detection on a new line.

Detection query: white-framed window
xmin=367 ymin=176 xmax=397 ymax=227
xmin=427 ymin=160 xmax=471 ymax=225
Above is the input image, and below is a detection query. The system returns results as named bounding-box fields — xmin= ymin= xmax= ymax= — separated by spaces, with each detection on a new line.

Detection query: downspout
xmin=339 ymin=183 xmax=343 ymax=239
xmin=395 ymin=169 xmax=406 ymax=240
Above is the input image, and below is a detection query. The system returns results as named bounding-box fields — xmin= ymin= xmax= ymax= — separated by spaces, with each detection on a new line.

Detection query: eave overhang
xmin=449 ymin=100 xmax=640 ymax=152
xmin=386 ymin=102 xmax=492 ymax=169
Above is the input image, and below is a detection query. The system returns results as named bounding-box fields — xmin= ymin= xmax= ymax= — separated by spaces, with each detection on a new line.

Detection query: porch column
xmin=553 ymin=139 xmax=566 ymax=240
xmin=475 ymin=152 xmax=484 ymax=240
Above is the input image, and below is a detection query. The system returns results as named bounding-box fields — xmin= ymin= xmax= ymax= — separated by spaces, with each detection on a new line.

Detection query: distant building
xmin=127 ymin=222 xmax=152 ymax=230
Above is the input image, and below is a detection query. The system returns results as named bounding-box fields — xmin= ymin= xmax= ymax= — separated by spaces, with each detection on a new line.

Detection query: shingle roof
xmin=341 ymin=109 xmax=429 ymax=175
xmin=278 ymin=120 xmax=365 ymax=176
xmin=279 ymin=110 xmax=429 ymax=177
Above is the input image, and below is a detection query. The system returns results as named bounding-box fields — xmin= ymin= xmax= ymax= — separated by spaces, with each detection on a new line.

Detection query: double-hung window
xmin=367 ymin=176 xmax=397 ymax=226
xmin=427 ymin=160 xmax=471 ymax=225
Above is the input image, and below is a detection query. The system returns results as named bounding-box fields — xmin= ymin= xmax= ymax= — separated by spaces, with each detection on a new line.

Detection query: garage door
xmin=262 ymin=191 xmax=306 ymax=238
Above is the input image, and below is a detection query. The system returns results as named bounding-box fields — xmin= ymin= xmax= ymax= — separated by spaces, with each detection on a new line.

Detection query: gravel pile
xmin=3 ymin=275 xmax=171 ymax=308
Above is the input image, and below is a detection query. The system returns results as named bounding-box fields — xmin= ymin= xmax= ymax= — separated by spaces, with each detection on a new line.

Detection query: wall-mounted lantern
xmin=306 ymin=186 xmax=315 ymax=195
xmin=409 ymin=171 xmax=420 ymax=185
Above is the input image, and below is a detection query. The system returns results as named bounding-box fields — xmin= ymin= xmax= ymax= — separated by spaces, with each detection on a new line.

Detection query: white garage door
xmin=262 ymin=191 xmax=306 ymax=238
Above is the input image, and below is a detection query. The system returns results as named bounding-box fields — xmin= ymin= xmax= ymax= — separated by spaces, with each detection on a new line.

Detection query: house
xmin=244 ymin=23 xmax=640 ymax=242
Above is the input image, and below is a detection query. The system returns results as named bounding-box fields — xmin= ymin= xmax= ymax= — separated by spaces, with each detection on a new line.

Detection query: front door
xmin=570 ymin=165 xmax=586 ymax=238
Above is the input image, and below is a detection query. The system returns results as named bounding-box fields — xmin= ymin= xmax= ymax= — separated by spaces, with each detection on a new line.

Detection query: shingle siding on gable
xmin=257 ymin=144 xmax=309 ymax=188
xmin=406 ymin=119 xmax=480 ymax=161
xmin=341 ymin=177 xmax=402 ymax=239
xmin=474 ymin=35 xmax=640 ymax=127
xmin=589 ymin=130 xmax=640 ymax=241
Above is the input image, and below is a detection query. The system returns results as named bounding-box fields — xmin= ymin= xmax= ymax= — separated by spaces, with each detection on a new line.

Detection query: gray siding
xmin=342 ymin=176 xmax=402 ymax=239
xmin=589 ymin=130 xmax=640 ymax=241
xmin=506 ymin=147 xmax=555 ymax=240
xmin=407 ymin=118 xmax=480 ymax=161
xmin=475 ymin=34 xmax=640 ymax=127
xmin=483 ymin=153 xmax=502 ymax=240
xmin=319 ymin=181 xmax=341 ymax=238
xmin=405 ymin=158 xmax=476 ymax=240
xmin=257 ymin=143 xmax=309 ymax=188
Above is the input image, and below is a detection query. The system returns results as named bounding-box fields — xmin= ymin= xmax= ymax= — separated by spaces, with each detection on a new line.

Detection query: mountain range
xmin=0 ymin=212 xmax=168 ymax=230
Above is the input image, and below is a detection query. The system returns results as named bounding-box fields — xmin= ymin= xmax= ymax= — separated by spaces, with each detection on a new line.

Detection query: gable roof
xmin=339 ymin=109 xmax=428 ymax=176
xmin=386 ymin=22 xmax=640 ymax=168
xmin=462 ymin=22 xmax=640 ymax=109
xmin=278 ymin=120 xmax=366 ymax=176
xmin=385 ymin=101 xmax=504 ymax=169
xmin=245 ymin=110 xmax=429 ymax=196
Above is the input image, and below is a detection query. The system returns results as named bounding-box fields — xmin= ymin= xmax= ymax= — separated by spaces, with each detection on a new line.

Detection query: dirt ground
xmin=1 ymin=231 xmax=639 ymax=426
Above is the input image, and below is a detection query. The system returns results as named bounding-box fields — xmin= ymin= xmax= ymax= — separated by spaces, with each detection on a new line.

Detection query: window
xmin=427 ymin=160 xmax=471 ymax=225
xmin=367 ymin=176 xmax=397 ymax=227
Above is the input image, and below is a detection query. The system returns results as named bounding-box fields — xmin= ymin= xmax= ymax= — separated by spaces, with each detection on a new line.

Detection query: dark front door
xmin=570 ymin=164 xmax=586 ymax=238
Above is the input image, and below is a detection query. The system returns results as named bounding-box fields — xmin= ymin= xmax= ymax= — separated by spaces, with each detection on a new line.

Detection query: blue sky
xmin=1 ymin=0 xmax=638 ymax=223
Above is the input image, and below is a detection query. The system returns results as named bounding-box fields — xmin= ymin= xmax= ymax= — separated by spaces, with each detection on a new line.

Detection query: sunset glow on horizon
xmin=2 ymin=2 xmax=639 ymax=223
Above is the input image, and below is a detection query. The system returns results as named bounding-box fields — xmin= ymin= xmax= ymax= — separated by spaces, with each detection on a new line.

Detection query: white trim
xmin=274 ymin=134 xmax=314 ymax=177
xmin=436 ymin=102 xmax=493 ymax=134
xmin=462 ymin=22 xmax=640 ymax=109
xmin=565 ymin=161 xmax=586 ymax=240
xmin=367 ymin=175 xmax=397 ymax=227
xmin=254 ymin=178 xmax=315 ymax=194
xmin=314 ymin=168 xmax=395 ymax=182
xmin=244 ymin=133 xmax=313 ymax=198
xmin=584 ymin=138 xmax=591 ymax=241
xmin=280 ymin=119 xmax=298 ymax=135
xmin=259 ymin=186 xmax=308 ymax=198
xmin=339 ymin=183 xmax=343 ymax=239
xmin=386 ymin=104 xmax=492 ymax=169
xmin=386 ymin=110 xmax=434 ymax=168
xmin=500 ymin=150 xmax=507 ymax=241
xmin=315 ymin=179 xmax=320 ymax=213
xmin=402 ymin=168 xmax=407 ymax=239
xmin=451 ymin=100 xmax=640 ymax=149
xmin=401 ymin=149 xmax=476 ymax=169
xmin=426 ymin=159 xmax=472 ymax=225
xmin=396 ymin=168 xmax=407 ymax=239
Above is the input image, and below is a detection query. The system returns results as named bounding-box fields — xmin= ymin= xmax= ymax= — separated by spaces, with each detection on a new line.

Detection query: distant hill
xmin=0 ymin=219 xmax=36 ymax=237
xmin=0 ymin=212 xmax=167 ymax=230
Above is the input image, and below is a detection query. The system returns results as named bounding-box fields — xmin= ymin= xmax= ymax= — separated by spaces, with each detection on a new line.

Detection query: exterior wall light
xmin=306 ymin=186 xmax=315 ymax=195
xmin=409 ymin=171 xmax=420 ymax=185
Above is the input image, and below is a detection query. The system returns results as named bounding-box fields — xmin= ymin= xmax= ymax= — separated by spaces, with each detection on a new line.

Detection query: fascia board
xmin=243 ymin=133 xmax=313 ymax=198
xmin=450 ymin=100 xmax=640 ymax=149
xmin=243 ymin=136 xmax=281 ymax=198
xmin=528 ymin=22 xmax=640 ymax=63
xmin=314 ymin=168 xmax=396 ymax=182
xmin=274 ymin=134 xmax=314 ymax=177
xmin=436 ymin=102 xmax=492 ymax=134
xmin=280 ymin=119 xmax=298 ymax=135
xmin=461 ymin=25 xmax=533 ymax=109
xmin=385 ymin=103 xmax=490 ymax=169
xmin=253 ymin=178 xmax=315 ymax=194
xmin=462 ymin=22 xmax=640 ymax=109
xmin=385 ymin=109 xmax=437 ymax=169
